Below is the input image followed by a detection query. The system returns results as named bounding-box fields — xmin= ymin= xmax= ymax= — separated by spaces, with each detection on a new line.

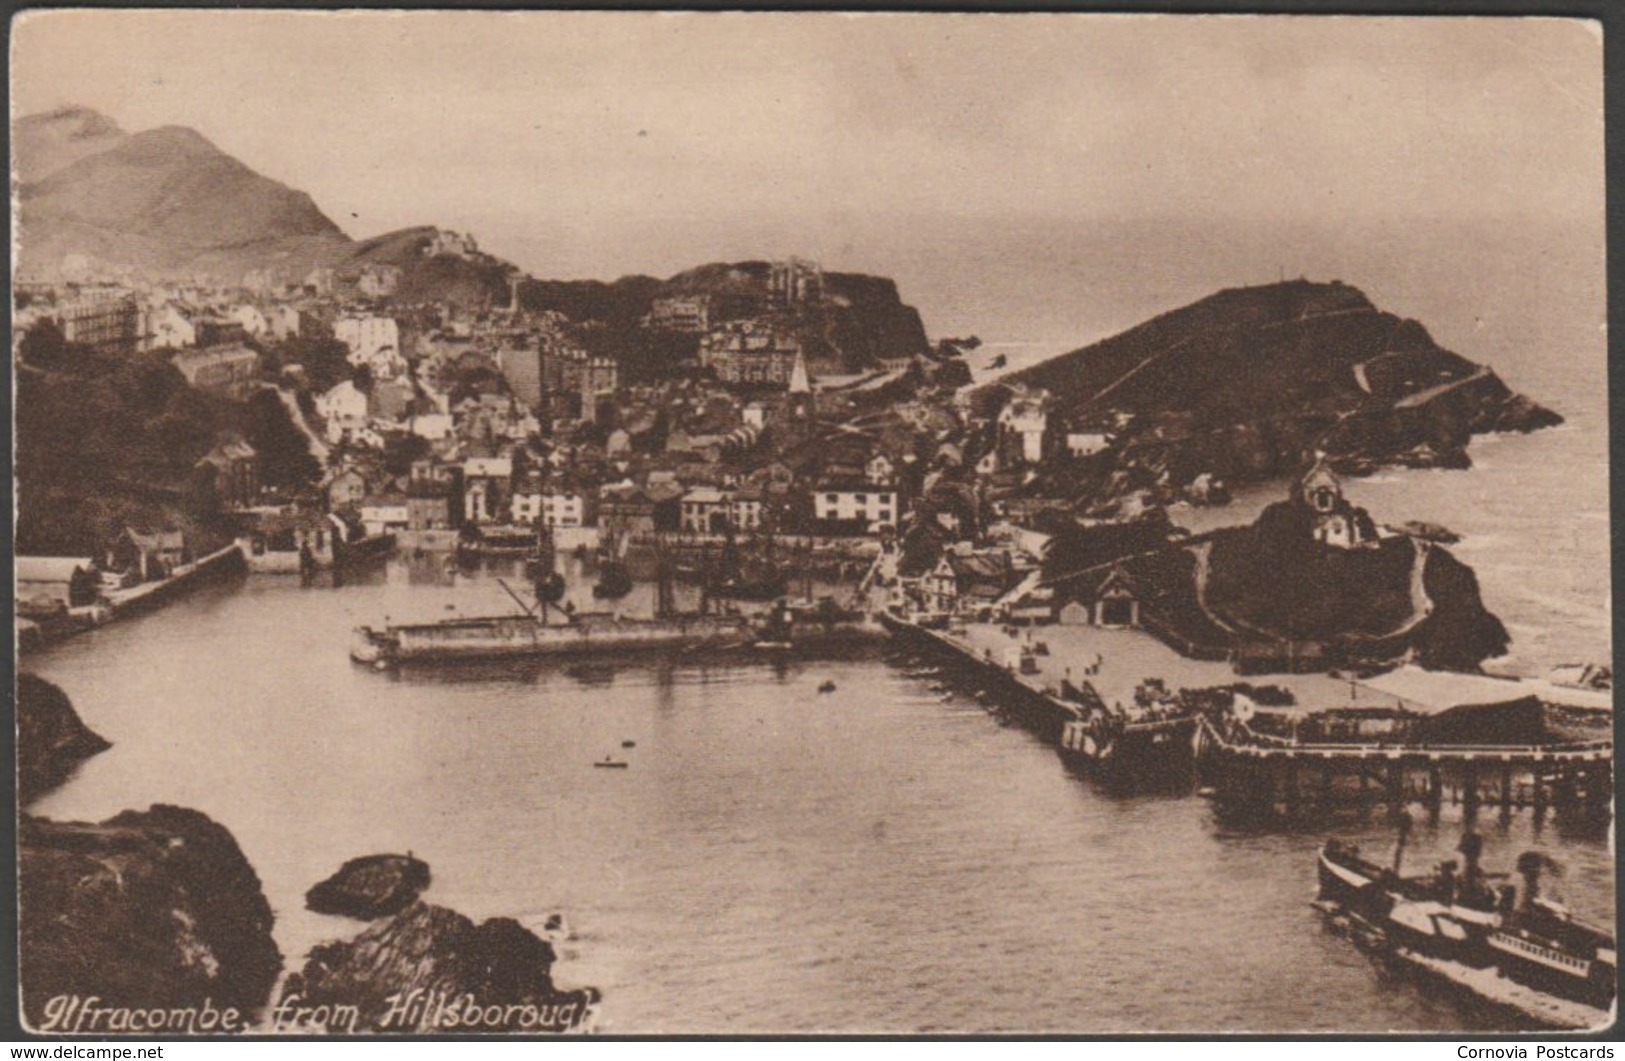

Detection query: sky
xmin=10 ymin=11 xmax=1606 ymax=348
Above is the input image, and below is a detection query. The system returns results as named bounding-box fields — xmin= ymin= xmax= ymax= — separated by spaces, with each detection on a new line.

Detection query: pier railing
xmin=1199 ymin=716 xmax=1612 ymax=761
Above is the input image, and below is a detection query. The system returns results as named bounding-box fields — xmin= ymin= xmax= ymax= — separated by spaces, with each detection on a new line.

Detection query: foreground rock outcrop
xmin=283 ymin=899 xmax=599 ymax=1033
xmin=19 ymin=806 xmax=283 ymax=1032
xmin=18 ymin=673 xmax=111 ymax=805
xmin=306 ymin=854 xmax=432 ymax=920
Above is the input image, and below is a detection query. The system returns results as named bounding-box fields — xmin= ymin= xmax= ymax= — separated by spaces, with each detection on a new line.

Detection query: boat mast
xmin=655 ymin=536 xmax=676 ymax=619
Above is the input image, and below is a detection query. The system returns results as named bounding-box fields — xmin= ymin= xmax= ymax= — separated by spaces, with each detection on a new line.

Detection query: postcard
xmin=11 ymin=10 xmax=1614 ymax=1036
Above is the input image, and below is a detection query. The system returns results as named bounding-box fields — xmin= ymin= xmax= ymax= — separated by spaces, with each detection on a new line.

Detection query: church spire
xmin=789 ymin=347 xmax=810 ymax=395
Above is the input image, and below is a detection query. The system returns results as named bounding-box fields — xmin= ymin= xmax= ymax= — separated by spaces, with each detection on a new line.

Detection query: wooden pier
xmin=1196 ymin=716 xmax=1613 ymax=819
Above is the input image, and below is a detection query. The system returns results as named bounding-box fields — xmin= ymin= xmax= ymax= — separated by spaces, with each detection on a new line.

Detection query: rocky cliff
xmin=990 ymin=280 xmax=1560 ymax=499
xmin=1043 ymin=487 xmax=1511 ymax=674
xmin=340 ymin=226 xmax=516 ymax=307
xmin=17 ymin=673 xmax=111 ymax=805
xmin=19 ymin=806 xmax=284 ymax=1032
xmin=1196 ymin=499 xmax=1510 ymax=671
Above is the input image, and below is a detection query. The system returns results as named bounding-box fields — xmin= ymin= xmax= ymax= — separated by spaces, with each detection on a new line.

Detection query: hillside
xmin=11 ymin=107 xmax=938 ymax=354
xmin=14 ymin=334 xmax=322 ymax=558
xmin=989 ymin=280 xmax=1560 ymax=496
xmin=16 ymin=114 xmax=350 ymax=281
xmin=13 ymin=105 xmax=128 ymax=184
xmin=336 ymin=226 xmax=517 ymax=307
xmin=517 ymin=260 xmax=930 ymax=374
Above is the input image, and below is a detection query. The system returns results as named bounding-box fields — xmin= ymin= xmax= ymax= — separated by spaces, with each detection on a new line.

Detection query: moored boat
xmin=1315 ymin=823 xmax=1617 ymax=1029
xmin=1058 ymin=679 xmax=1199 ymax=783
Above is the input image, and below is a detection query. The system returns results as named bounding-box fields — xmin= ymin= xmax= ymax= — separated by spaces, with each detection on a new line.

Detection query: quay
xmin=102 ymin=543 xmax=248 ymax=616
xmin=19 ymin=544 xmax=249 ymax=653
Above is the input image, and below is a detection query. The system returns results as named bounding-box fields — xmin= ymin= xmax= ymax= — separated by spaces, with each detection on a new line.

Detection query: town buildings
xmin=811 ymin=481 xmax=901 ymax=534
xmin=700 ymin=323 xmax=804 ymax=386
xmin=769 ymin=257 xmax=823 ymax=306
xmin=171 ymin=344 xmax=261 ymax=399
xmin=647 ymin=295 xmax=710 ymax=333
xmin=61 ymin=294 xmax=142 ymax=355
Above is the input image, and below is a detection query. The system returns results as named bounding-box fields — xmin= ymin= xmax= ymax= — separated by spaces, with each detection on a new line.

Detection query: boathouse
xmin=1055 ymin=566 xmax=1142 ymax=628
xmin=109 ymin=527 xmax=189 ymax=583
xmin=16 ymin=557 xmax=100 ymax=612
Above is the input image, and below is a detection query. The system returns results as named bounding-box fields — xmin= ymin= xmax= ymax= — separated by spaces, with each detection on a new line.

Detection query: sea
xmin=23 ymin=216 xmax=1615 ymax=1033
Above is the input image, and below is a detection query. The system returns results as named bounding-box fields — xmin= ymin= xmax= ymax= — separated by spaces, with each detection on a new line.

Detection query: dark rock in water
xmin=283 ymin=901 xmax=599 ymax=1033
xmin=306 ymin=854 xmax=432 ymax=920
xmin=1411 ymin=549 xmax=1511 ymax=672
xmin=19 ymin=805 xmax=282 ymax=1032
xmin=17 ymin=673 xmax=111 ymax=805
xmin=1399 ymin=520 xmax=1462 ymax=545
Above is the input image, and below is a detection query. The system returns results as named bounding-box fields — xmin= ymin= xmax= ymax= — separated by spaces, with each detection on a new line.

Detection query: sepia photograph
xmin=9 ymin=9 xmax=1615 ymax=1036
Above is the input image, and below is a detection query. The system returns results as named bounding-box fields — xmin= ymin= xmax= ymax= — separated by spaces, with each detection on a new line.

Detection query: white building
xmin=146 ymin=303 xmax=197 ymax=351
xmin=410 ymin=412 xmax=455 ymax=441
xmin=265 ymin=305 xmax=305 ymax=342
xmin=679 ymin=487 xmax=762 ymax=534
xmin=316 ymin=381 xmax=369 ymax=429
xmin=463 ymin=458 xmax=515 ymax=526
xmin=541 ymin=490 xmax=589 ymax=528
xmin=359 ymin=497 xmax=410 ymax=537
xmin=510 ymin=491 xmax=543 ymax=526
xmin=1065 ymin=431 xmax=1111 ymax=458
xmin=334 ymin=315 xmax=403 ymax=376
xmin=998 ymin=392 xmax=1050 ymax=465
xmin=423 ymin=230 xmax=478 ymax=259
xmin=329 ymin=419 xmax=386 ymax=450
xmin=812 ymin=483 xmax=899 ymax=532
xmin=229 ymin=304 xmax=270 ymax=338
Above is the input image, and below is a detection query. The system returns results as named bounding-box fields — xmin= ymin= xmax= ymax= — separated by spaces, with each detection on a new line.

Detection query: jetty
xmin=103 ymin=543 xmax=248 ymax=616
xmin=1197 ymin=662 xmax=1613 ymax=818
xmin=1198 ymin=716 xmax=1613 ymax=820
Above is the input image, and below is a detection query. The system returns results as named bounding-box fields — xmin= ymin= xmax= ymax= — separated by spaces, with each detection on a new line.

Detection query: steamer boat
xmin=1315 ymin=820 xmax=1616 ymax=1029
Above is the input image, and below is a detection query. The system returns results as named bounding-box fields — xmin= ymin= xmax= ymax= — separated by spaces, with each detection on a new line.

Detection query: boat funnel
xmin=1458 ymin=831 xmax=1484 ymax=886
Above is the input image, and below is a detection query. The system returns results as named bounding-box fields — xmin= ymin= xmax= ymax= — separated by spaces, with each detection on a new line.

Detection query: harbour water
xmin=24 ymin=551 xmax=1614 ymax=1033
